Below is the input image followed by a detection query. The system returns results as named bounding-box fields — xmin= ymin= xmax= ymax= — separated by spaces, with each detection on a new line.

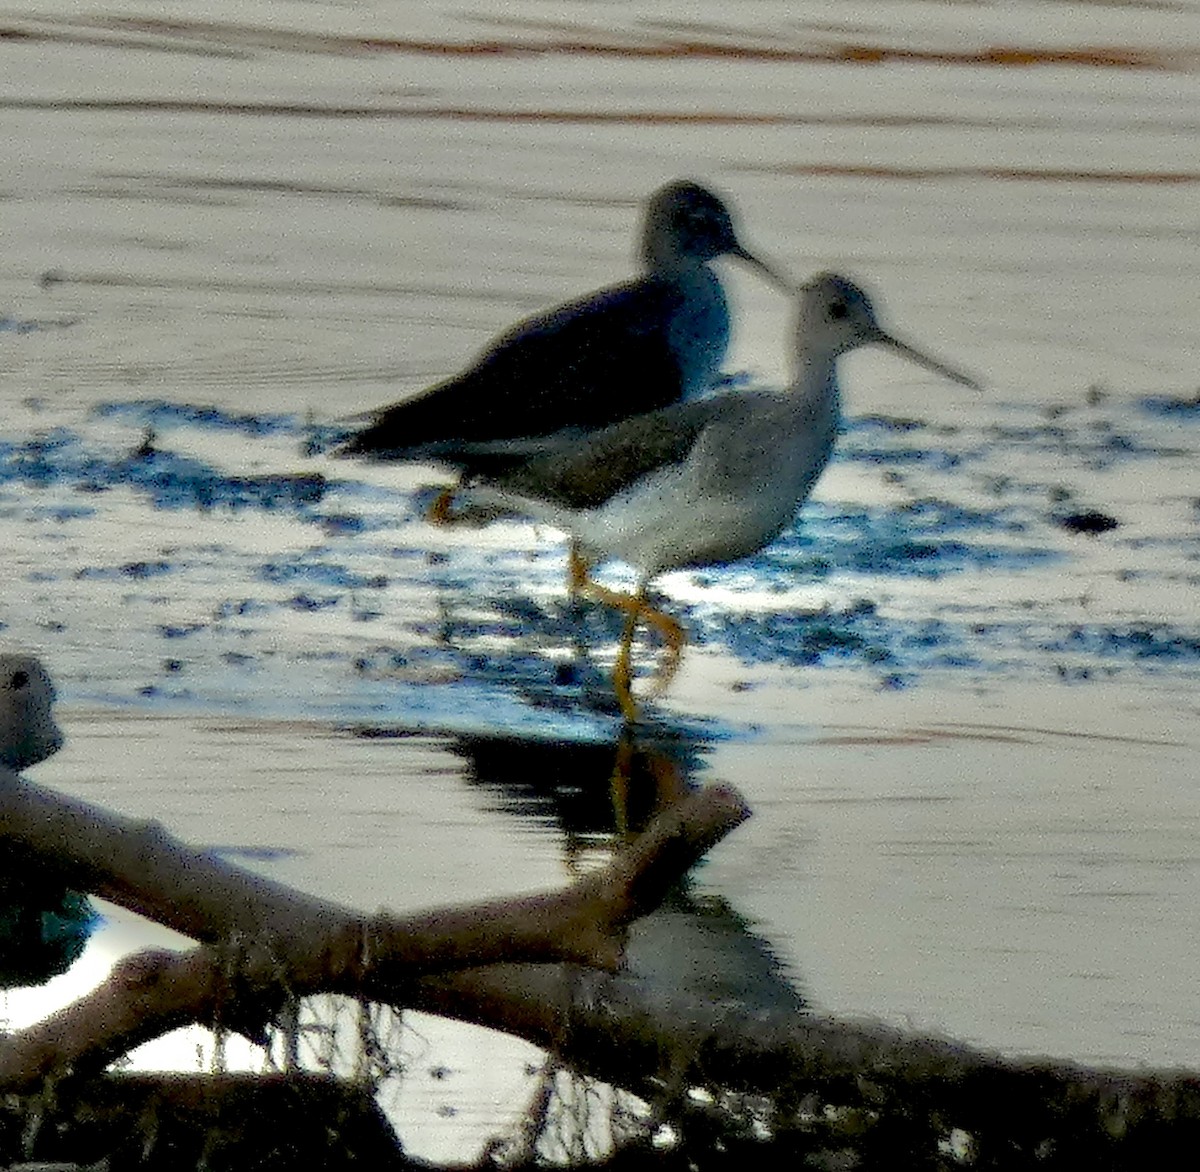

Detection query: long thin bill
xmin=729 ymin=244 xmax=795 ymax=293
xmin=879 ymin=333 xmax=982 ymax=391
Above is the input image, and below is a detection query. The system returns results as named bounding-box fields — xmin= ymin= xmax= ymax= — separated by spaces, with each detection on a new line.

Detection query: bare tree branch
xmin=409 ymin=963 xmax=1200 ymax=1157
xmin=8 ymin=758 xmax=1200 ymax=1163
xmin=0 ymin=766 xmax=749 ymax=1092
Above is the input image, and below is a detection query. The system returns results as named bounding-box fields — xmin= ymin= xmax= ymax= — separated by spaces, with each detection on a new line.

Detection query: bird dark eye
xmin=828 ymin=301 xmax=849 ymax=321
xmin=10 ymin=670 xmax=29 ymax=690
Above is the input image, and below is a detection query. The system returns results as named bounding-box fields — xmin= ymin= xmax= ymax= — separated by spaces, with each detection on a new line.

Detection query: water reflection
xmin=440 ymin=722 xmax=805 ymax=1015
xmin=453 ymin=725 xmax=701 ymax=840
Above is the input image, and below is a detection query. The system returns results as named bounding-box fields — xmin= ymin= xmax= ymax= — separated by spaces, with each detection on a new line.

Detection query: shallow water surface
xmin=3 ymin=0 xmax=1200 ymax=1161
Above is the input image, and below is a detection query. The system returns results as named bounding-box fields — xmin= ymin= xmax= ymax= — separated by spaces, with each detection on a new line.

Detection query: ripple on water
xmin=0 ymin=428 xmax=328 ymax=514
xmin=93 ymin=399 xmax=300 ymax=438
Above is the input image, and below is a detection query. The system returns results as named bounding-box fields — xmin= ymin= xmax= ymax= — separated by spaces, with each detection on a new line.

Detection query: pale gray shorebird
xmin=438 ymin=273 xmax=980 ymax=720
xmin=339 ymin=180 xmax=789 ymax=538
xmin=0 ymin=653 xmax=99 ymax=989
xmin=0 ymin=652 xmax=63 ymax=772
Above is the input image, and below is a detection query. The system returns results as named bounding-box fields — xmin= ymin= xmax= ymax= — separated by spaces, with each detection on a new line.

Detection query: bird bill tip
xmin=880 ymin=334 xmax=983 ymax=392
xmin=730 ymin=246 xmax=795 ymax=293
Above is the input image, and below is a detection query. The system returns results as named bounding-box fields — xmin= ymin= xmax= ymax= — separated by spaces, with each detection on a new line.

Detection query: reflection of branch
xmin=412 ymin=965 xmax=1200 ymax=1153
xmin=0 ymin=766 xmax=749 ymax=1093
xmin=485 ymin=1057 xmax=560 ymax=1166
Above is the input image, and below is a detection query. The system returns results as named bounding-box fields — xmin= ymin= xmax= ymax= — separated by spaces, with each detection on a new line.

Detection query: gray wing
xmin=479 ymin=396 xmax=728 ymax=510
xmin=337 ymin=277 xmax=694 ymax=459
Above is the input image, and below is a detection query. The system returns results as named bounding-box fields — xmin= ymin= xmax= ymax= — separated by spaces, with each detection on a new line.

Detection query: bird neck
xmin=791 ymin=350 xmax=842 ymax=420
xmin=641 ymin=238 xmax=711 ymax=280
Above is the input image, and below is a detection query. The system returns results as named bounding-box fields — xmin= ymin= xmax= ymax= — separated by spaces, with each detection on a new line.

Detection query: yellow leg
xmin=573 ymin=574 xmax=689 ymax=716
xmin=427 ymin=486 xmax=455 ymax=526
xmin=608 ymin=733 xmax=634 ymax=836
xmin=566 ymin=542 xmax=591 ymax=598
xmin=644 ymin=608 xmax=688 ymax=694
xmin=610 ymin=592 xmax=643 ymax=723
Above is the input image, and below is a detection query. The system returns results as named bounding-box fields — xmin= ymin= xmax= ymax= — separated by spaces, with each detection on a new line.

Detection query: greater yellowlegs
xmin=448 ymin=273 xmax=981 ymax=719
xmin=339 ymin=181 xmax=788 ymax=472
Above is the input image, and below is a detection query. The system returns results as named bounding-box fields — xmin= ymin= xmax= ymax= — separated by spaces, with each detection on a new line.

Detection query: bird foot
xmin=427 ymin=488 xmax=456 ymax=526
xmin=566 ymin=544 xmax=592 ymax=598
xmin=644 ymin=610 xmax=688 ymax=695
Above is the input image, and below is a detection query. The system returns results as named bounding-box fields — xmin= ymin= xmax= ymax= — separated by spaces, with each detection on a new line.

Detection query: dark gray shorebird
xmin=437 ymin=273 xmax=980 ymax=720
xmin=339 ymin=181 xmax=788 ymax=497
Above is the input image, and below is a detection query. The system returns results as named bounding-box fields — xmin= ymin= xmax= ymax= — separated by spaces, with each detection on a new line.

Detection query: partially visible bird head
xmin=643 ymin=181 xmax=790 ymax=289
xmin=0 ymin=654 xmax=64 ymax=773
xmin=796 ymin=273 xmax=884 ymax=356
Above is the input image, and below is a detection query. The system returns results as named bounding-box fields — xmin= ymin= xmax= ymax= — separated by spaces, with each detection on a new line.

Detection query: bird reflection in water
xmin=449 ymin=723 xmax=699 ymax=865
xmin=418 ymin=592 xmax=707 ymax=830
xmin=448 ymin=724 xmax=804 ymax=1015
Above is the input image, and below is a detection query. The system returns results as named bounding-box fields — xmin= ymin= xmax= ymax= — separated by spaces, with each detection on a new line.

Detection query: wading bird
xmin=339 ymin=180 xmax=789 ymax=546
xmin=439 ymin=273 xmax=980 ymax=720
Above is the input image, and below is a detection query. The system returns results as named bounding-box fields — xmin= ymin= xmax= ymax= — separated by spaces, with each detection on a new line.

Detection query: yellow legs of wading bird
xmin=429 ymin=488 xmax=679 ymax=716
xmin=567 ymin=548 xmax=686 ymax=719
xmin=581 ymin=578 xmax=686 ymax=722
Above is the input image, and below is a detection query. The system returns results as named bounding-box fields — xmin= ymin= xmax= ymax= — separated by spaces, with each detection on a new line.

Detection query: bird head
xmin=797 ymin=272 xmax=981 ymax=389
xmin=0 ymin=654 xmax=64 ymax=772
xmin=642 ymin=181 xmax=790 ymax=289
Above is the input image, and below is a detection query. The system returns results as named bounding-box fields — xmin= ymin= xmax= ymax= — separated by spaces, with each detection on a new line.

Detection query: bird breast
xmin=581 ymin=393 xmax=838 ymax=576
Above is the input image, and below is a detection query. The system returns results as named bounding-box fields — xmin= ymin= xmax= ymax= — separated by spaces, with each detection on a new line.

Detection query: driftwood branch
xmin=411 ymin=965 xmax=1200 ymax=1162
xmin=0 ymin=764 xmax=749 ymax=1092
xmin=9 ymin=752 xmax=1200 ymax=1163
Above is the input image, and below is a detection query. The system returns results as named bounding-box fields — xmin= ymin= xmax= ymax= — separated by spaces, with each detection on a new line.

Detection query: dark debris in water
xmin=317 ymin=512 xmax=367 ymax=536
xmin=751 ymin=501 xmax=1056 ymax=583
xmin=854 ymin=413 xmax=931 ymax=433
xmin=287 ymin=593 xmax=339 ymax=612
xmin=74 ymin=560 xmax=173 ymax=581
xmin=207 ymin=845 xmax=304 ymax=862
xmin=0 ymin=312 xmax=79 ymax=335
xmin=1051 ymin=624 xmax=1200 ymax=662
xmin=693 ymin=600 xmax=1200 ymax=683
xmin=702 ymin=602 xmax=895 ymax=670
xmin=259 ymin=558 xmax=386 ymax=591
xmin=981 ymin=416 xmax=1187 ymax=468
xmin=91 ymin=399 xmax=350 ymax=459
xmin=1055 ymin=510 xmax=1120 ymax=536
